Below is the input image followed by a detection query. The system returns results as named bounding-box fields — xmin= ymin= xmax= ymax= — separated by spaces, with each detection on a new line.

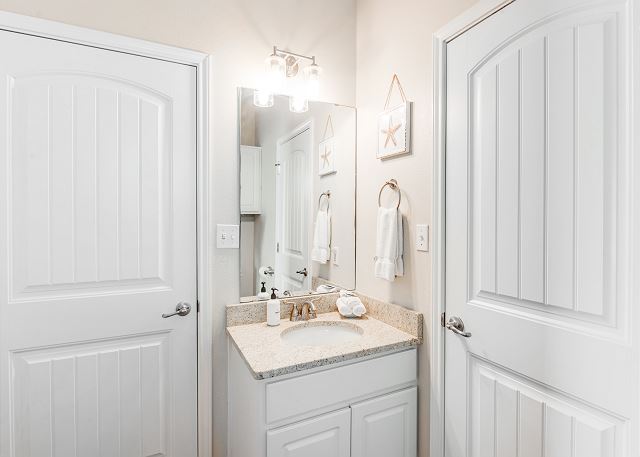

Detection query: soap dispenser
xmin=257 ymin=282 xmax=269 ymax=300
xmin=267 ymin=288 xmax=281 ymax=326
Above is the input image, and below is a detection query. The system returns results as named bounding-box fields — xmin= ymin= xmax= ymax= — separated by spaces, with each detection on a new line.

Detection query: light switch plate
xmin=217 ymin=224 xmax=240 ymax=249
xmin=416 ymin=224 xmax=429 ymax=252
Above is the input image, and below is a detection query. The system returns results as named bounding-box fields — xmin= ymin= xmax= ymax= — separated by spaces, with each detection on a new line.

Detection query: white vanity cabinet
xmin=228 ymin=345 xmax=418 ymax=457
xmin=240 ymin=145 xmax=262 ymax=214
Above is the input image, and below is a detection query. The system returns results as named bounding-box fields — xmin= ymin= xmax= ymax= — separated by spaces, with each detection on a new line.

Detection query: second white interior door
xmin=0 ymin=29 xmax=199 ymax=457
xmin=445 ymin=0 xmax=639 ymax=455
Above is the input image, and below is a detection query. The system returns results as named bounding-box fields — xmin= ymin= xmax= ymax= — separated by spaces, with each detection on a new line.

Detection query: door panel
xmin=12 ymin=333 xmax=169 ymax=456
xmin=11 ymin=75 xmax=172 ymax=298
xmin=470 ymin=357 xmax=620 ymax=457
xmin=351 ymin=387 xmax=417 ymax=457
xmin=445 ymin=0 xmax=638 ymax=455
xmin=0 ymin=30 xmax=197 ymax=457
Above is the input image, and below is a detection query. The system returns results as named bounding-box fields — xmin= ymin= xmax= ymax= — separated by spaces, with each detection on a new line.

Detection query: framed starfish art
xmin=318 ymin=137 xmax=336 ymax=176
xmin=377 ymin=101 xmax=412 ymax=159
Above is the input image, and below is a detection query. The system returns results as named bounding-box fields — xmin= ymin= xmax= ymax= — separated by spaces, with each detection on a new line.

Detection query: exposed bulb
xmin=253 ymin=89 xmax=274 ymax=108
xmin=289 ymin=95 xmax=308 ymax=113
xmin=303 ymin=62 xmax=322 ymax=99
xmin=264 ymin=50 xmax=286 ymax=94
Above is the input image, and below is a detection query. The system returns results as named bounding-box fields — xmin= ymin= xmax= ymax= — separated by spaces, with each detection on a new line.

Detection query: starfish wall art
xmin=378 ymin=101 xmax=411 ymax=159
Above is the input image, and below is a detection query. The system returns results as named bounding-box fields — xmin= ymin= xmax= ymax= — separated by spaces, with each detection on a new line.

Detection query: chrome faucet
xmin=289 ymin=300 xmax=318 ymax=321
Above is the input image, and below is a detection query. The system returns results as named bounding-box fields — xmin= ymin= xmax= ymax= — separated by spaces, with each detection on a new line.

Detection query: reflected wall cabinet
xmin=240 ymin=145 xmax=262 ymax=214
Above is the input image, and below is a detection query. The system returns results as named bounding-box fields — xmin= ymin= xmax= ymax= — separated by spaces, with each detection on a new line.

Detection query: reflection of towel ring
xmin=318 ymin=191 xmax=331 ymax=209
xmin=378 ymin=179 xmax=401 ymax=209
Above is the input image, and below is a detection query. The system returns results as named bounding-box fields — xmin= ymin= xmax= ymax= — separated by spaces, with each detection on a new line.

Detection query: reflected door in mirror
xmin=275 ymin=126 xmax=311 ymax=292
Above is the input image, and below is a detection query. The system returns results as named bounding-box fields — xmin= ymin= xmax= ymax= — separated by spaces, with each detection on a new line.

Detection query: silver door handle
xmin=445 ymin=316 xmax=472 ymax=337
xmin=296 ymin=268 xmax=308 ymax=277
xmin=162 ymin=302 xmax=192 ymax=318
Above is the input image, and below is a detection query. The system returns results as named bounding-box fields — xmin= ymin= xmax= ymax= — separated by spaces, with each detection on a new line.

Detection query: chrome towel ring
xmin=378 ymin=179 xmax=401 ymax=209
xmin=318 ymin=190 xmax=331 ymax=208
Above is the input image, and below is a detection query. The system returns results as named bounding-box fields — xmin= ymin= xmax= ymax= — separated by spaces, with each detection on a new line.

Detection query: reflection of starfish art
xmin=321 ymin=145 xmax=332 ymax=167
xmin=381 ymin=116 xmax=401 ymax=148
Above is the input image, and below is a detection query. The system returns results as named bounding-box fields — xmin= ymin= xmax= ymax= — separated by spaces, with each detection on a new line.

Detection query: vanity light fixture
xmin=254 ymin=46 xmax=322 ymax=113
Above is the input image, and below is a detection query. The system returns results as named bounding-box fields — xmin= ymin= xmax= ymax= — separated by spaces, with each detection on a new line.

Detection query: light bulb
xmin=289 ymin=95 xmax=308 ymax=113
xmin=264 ymin=51 xmax=286 ymax=94
xmin=253 ymin=89 xmax=274 ymax=108
xmin=303 ymin=62 xmax=322 ymax=99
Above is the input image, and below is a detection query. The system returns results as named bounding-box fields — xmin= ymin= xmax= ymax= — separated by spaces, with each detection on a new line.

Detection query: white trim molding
xmin=430 ymin=2 xmax=515 ymax=457
xmin=0 ymin=11 xmax=213 ymax=457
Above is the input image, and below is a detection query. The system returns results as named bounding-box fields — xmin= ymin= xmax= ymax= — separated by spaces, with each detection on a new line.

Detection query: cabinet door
xmin=351 ymin=387 xmax=417 ymax=457
xmin=267 ymin=408 xmax=351 ymax=457
xmin=240 ymin=145 xmax=261 ymax=214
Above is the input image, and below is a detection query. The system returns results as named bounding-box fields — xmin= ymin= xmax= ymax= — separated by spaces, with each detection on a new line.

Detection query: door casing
xmin=0 ymin=11 xmax=213 ymax=457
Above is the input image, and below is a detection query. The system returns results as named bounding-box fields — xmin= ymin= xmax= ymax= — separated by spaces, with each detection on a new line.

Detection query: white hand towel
xmin=311 ymin=206 xmax=331 ymax=263
xmin=316 ymin=284 xmax=338 ymax=293
xmin=374 ymin=207 xmax=404 ymax=281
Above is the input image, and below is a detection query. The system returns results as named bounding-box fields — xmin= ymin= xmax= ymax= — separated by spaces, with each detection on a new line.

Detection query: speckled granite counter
xmin=227 ymin=300 xmax=422 ymax=379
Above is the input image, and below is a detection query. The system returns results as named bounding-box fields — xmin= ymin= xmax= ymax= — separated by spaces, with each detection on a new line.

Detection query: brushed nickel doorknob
xmin=162 ymin=302 xmax=192 ymax=318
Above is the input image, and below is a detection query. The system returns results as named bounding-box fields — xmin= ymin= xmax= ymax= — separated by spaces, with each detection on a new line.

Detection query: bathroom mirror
xmin=238 ymin=88 xmax=356 ymax=302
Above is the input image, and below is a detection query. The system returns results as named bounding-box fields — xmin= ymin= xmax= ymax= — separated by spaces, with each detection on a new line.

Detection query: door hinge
xmin=440 ymin=312 xmax=446 ymax=327
xmin=197 ymin=300 xmax=201 ymax=313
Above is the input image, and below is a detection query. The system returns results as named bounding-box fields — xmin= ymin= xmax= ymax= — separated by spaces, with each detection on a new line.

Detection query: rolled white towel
xmin=337 ymin=301 xmax=353 ymax=317
xmin=351 ymin=303 xmax=367 ymax=317
xmin=336 ymin=296 xmax=366 ymax=318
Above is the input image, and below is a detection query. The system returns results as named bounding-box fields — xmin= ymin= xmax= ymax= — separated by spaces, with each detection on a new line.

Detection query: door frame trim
xmin=431 ymin=1 xmax=515 ymax=456
xmin=0 ymin=11 xmax=213 ymax=457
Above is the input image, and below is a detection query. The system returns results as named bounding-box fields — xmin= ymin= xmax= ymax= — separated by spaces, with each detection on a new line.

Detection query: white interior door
xmin=445 ymin=0 xmax=639 ymax=455
xmin=275 ymin=126 xmax=311 ymax=293
xmin=0 ymin=30 xmax=198 ymax=456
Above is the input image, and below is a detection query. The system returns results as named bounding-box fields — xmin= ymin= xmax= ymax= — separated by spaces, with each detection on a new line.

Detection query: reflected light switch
xmin=217 ymin=224 xmax=240 ymax=249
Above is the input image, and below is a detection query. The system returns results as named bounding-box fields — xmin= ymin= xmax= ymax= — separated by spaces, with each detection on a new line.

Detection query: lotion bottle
xmin=267 ymin=288 xmax=281 ymax=326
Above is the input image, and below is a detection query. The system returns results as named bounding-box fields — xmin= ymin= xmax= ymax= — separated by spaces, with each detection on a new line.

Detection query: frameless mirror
xmin=238 ymin=88 xmax=356 ymax=302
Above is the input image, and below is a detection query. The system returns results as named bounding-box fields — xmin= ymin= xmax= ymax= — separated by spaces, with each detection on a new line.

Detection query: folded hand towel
xmin=311 ymin=205 xmax=331 ymax=263
xmin=374 ymin=207 xmax=404 ymax=281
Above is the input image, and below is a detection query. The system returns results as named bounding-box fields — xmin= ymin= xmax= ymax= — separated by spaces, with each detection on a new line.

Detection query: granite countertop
xmin=227 ymin=311 xmax=421 ymax=380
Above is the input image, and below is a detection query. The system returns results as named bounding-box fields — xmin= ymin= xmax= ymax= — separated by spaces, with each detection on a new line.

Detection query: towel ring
xmin=378 ymin=179 xmax=401 ymax=209
xmin=318 ymin=191 xmax=331 ymax=208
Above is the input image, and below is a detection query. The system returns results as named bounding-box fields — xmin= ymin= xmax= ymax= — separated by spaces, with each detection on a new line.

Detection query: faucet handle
xmin=307 ymin=299 xmax=318 ymax=318
xmin=288 ymin=302 xmax=301 ymax=321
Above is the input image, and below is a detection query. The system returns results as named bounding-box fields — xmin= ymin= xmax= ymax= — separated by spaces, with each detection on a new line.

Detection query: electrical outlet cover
xmin=416 ymin=224 xmax=429 ymax=252
xmin=332 ymin=247 xmax=340 ymax=266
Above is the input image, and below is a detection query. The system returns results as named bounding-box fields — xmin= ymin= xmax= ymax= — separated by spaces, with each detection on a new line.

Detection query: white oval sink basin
xmin=281 ymin=321 xmax=364 ymax=346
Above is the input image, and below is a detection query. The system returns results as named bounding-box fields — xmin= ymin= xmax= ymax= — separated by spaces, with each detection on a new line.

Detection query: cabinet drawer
xmin=266 ymin=349 xmax=416 ymax=424
xmin=267 ymin=408 xmax=351 ymax=457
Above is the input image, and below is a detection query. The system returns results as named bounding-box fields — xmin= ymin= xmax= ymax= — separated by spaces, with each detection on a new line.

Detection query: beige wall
xmin=0 ymin=1 xmax=356 ymax=456
xmin=355 ymin=0 xmax=476 ymax=456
